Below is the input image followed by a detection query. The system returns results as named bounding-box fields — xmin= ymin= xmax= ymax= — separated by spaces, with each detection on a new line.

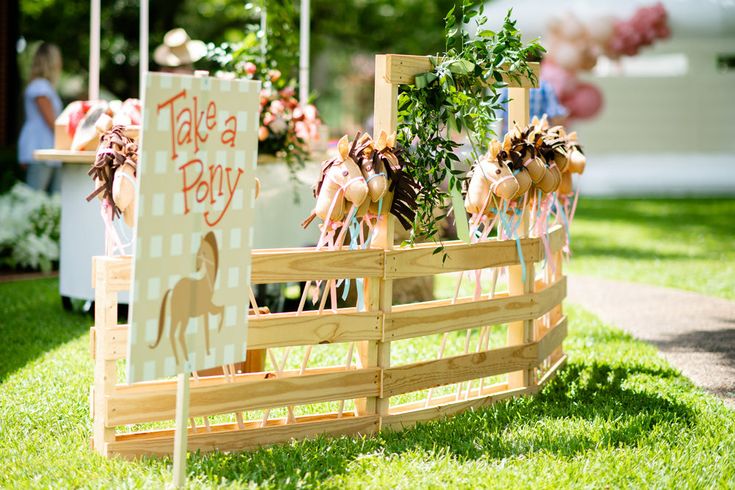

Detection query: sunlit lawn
xmin=567 ymin=198 xmax=735 ymax=300
xmin=2 ymin=274 xmax=734 ymax=488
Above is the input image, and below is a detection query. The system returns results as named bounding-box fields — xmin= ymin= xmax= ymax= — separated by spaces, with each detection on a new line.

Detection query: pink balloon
xmin=563 ymin=82 xmax=604 ymax=120
xmin=541 ymin=61 xmax=578 ymax=100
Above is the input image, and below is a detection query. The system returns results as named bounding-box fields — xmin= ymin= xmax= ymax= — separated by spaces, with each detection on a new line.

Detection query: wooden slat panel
xmin=537 ymin=316 xmax=567 ymax=361
xmin=385 ymin=277 xmax=566 ymax=341
xmin=547 ymin=224 xmax=567 ymax=254
xmin=385 ymin=237 xmax=541 ymax=279
xmin=251 ymin=248 xmax=383 ymax=284
xmin=384 ymin=54 xmax=540 ymax=88
xmin=382 ymin=386 xmax=533 ymax=432
xmin=382 ymin=343 xmax=538 ymax=398
xmin=248 ymin=309 xmax=382 ymax=349
xmin=107 ymin=414 xmax=379 ymax=458
xmin=107 ymin=368 xmax=380 ymax=426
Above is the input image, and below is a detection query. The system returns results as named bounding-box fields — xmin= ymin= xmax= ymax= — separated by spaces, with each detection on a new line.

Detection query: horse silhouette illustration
xmin=149 ymin=231 xmax=224 ymax=366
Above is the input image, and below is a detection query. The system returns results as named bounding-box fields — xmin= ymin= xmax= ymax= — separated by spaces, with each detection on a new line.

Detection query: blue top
xmin=500 ymin=80 xmax=568 ymax=131
xmin=18 ymin=78 xmax=62 ymax=166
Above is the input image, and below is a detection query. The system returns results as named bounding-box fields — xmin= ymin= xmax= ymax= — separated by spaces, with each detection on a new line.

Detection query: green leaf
xmin=448 ymin=59 xmax=475 ymax=75
xmin=414 ymin=72 xmax=438 ymax=89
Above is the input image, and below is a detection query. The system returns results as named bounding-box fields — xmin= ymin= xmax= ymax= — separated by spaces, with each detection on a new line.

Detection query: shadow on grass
xmin=0 ymin=278 xmax=88 ymax=382
xmin=184 ymin=359 xmax=694 ymax=487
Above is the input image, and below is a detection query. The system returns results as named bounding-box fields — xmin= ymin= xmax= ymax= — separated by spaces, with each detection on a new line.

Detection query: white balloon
xmin=586 ymin=16 xmax=616 ymax=45
xmin=552 ymin=41 xmax=583 ymax=71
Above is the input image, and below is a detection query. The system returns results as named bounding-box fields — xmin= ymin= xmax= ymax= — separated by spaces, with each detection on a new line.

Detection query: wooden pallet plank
xmin=382 ymin=386 xmax=534 ymax=432
xmin=251 ymin=248 xmax=383 ymax=284
xmin=385 ymin=237 xmax=540 ymax=279
xmin=385 ymin=277 xmax=566 ymax=341
xmin=248 ymin=309 xmax=382 ymax=349
xmin=95 ymin=309 xmax=381 ymax=360
xmin=107 ymin=414 xmax=380 ymax=458
xmin=382 ymin=343 xmax=537 ymax=398
xmin=107 ymin=368 xmax=380 ymax=426
xmin=383 ymin=54 xmax=539 ymax=88
xmin=113 ymin=365 xmax=356 ymax=394
xmin=85 ymin=249 xmax=384 ymax=291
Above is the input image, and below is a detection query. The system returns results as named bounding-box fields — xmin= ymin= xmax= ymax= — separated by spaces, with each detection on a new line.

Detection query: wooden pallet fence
xmin=90 ymin=55 xmax=568 ymax=458
xmin=90 ymin=228 xmax=567 ymax=458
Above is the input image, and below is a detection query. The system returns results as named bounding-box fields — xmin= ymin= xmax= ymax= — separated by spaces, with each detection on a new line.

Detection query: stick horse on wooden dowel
xmin=149 ymin=231 xmax=224 ymax=367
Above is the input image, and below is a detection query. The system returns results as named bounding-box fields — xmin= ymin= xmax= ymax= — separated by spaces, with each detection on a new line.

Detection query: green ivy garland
xmin=397 ymin=3 xmax=544 ymax=245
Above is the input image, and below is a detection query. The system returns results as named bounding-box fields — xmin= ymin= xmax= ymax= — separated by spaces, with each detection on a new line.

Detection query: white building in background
xmin=485 ymin=0 xmax=735 ymax=196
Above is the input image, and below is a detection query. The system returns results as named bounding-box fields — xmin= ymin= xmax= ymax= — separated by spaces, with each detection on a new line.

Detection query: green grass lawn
xmin=567 ymin=198 xmax=735 ymax=300
xmin=2 ymin=277 xmax=734 ymax=488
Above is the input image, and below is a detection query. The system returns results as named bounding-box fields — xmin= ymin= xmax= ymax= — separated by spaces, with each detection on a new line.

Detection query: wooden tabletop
xmin=33 ymin=149 xmax=331 ymax=165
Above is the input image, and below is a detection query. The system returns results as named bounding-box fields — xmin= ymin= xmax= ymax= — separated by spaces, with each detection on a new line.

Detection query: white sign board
xmin=128 ymin=73 xmax=261 ymax=383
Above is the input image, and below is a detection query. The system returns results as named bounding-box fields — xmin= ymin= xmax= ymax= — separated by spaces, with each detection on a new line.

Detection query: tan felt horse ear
xmin=338 ymin=135 xmax=350 ymax=160
xmin=376 ymin=130 xmax=388 ymax=151
xmin=502 ymin=133 xmax=512 ymax=152
xmin=540 ymin=114 xmax=549 ymax=129
xmin=387 ymin=132 xmax=396 ymax=148
xmin=567 ymin=131 xmax=577 ymax=141
xmin=512 ymin=122 xmax=522 ymax=139
xmin=531 ymin=115 xmax=540 ymax=127
xmin=490 ymin=139 xmax=501 ymax=159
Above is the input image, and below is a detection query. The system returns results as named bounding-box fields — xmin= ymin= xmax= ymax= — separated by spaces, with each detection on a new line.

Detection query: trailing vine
xmin=396 ymin=3 xmax=544 ymax=245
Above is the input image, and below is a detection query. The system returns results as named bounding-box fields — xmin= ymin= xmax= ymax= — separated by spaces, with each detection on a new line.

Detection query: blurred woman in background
xmin=18 ymin=42 xmax=63 ymax=194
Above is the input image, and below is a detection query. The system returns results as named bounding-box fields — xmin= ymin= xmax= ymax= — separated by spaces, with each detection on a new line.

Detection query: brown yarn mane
xmin=85 ymin=125 xmax=138 ymax=219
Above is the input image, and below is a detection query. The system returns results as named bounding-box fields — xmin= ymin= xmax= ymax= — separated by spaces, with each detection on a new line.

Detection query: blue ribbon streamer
xmin=497 ymin=201 xmax=526 ymax=284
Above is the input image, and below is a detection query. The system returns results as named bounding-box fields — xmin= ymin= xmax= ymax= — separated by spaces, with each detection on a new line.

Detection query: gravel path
xmin=568 ymin=275 xmax=735 ymax=407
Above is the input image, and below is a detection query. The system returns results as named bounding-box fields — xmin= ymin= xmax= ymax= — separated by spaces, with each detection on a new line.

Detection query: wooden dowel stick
xmin=337 ymin=342 xmax=355 ymax=417
xmin=425 ymin=332 xmax=449 ymax=407
xmin=173 ymin=370 xmax=190 ymax=488
xmin=456 ymin=329 xmax=473 ymax=400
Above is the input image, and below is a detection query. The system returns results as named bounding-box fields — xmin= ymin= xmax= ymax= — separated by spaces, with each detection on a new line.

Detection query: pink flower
xmin=292 ymin=106 xmax=304 ymax=120
xmin=245 ymin=62 xmax=257 ymax=76
xmin=303 ymin=104 xmax=318 ymax=121
xmin=268 ymin=69 xmax=281 ymax=82
xmin=295 ymin=121 xmax=310 ymax=140
xmin=270 ymin=99 xmax=285 ymax=115
xmin=280 ymin=86 xmax=295 ymax=98
xmin=263 ymin=112 xmax=275 ymax=126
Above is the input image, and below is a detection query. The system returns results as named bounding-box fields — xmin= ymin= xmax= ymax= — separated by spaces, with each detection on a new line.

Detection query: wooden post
xmin=172 ymin=371 xmax=190 ymax=487
xmin=92 ymin=257 xmax=118 ymax=455
xmin=506 ymin=87 xmax=535 ymax=389
xmin=357 ymin=55 xmax=397 ymax=425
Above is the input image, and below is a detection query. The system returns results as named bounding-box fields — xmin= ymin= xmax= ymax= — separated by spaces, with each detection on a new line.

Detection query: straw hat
xmin=153 ymin=28 xmax=207 ymax=67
